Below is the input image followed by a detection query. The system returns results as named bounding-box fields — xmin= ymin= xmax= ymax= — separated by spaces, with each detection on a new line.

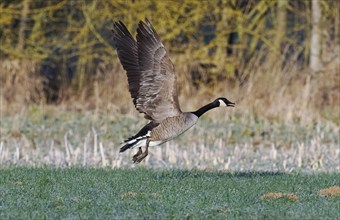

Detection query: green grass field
xmin=1 ymin=167 xmax=339 ymax=219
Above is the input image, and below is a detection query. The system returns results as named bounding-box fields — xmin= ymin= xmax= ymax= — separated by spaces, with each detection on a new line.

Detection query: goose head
xmin=216 ymin=97 xmax=235 ymax=107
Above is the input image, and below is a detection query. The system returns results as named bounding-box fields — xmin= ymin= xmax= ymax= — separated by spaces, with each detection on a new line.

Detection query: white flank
xmin=129 ymin=139 xmax=164 ymax=149
xmin=127 ymin=139 xmax=137 ymax=144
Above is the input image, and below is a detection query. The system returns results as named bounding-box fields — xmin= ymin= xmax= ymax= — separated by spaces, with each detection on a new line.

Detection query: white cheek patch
xmin=218 ymin=99 xmax=227 ymax=107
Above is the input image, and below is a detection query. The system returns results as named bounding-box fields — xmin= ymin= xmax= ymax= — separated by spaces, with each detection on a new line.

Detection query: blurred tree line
xmin=0 ymin=0 xmax=339 ymax=103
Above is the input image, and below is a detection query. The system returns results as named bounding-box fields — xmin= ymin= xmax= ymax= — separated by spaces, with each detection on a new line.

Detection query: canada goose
xmin=112 ymin=19 xmax=235 ymax=163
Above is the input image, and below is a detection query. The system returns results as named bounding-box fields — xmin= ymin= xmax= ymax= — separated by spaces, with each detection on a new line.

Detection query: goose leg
xmin=134 ymin=139 xmax=149 ymax=163
xmin=132 ymin=147 xmax=143 ymax=162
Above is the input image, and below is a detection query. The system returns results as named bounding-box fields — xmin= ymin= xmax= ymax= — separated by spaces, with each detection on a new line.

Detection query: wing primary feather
xmin=112 ymin=21 xmax=140 ymax=106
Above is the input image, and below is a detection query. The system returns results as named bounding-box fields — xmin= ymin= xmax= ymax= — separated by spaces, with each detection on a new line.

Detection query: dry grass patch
xmin=261 ymin=192 xmax=298 ymax=202
xmin=319 ymin=186 xmax=340 ymax=197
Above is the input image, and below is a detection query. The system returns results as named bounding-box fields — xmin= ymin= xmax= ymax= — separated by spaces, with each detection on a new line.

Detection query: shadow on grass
xmin=151 ymin=168 xmax=286 ymax=180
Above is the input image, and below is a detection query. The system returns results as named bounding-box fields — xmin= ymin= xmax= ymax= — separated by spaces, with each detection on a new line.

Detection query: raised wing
xmin=113 ymin=19 xmax=181 ymax=122
xmin=112 ymin=21 xmax=140 ymax=104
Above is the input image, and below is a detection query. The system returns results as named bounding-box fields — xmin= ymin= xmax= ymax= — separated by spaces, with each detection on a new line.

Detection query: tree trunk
xmin=275 ymin=0 xmax=286 ymax=51
xmin=310 ymin=0 xmax=322 ymax=73
xmin=17 ymin=0 xmax=30 ymax=52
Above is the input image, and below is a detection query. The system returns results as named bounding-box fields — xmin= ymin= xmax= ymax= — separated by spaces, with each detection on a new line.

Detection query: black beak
xmin=227 ymin=101 xmax=235 ymax=107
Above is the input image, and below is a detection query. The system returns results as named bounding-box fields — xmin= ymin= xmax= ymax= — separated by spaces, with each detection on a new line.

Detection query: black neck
xmin=191 ymin=101 xmax=219 ymax=118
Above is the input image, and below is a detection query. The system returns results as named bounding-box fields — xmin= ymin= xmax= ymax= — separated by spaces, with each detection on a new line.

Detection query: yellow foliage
xmin=0 ymin=0 xmax=339 ymax=119
xmin=1 ymin=0 xmax=338 ymax=78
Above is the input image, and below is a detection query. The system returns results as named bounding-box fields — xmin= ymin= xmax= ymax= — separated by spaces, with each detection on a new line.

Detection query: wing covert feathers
xmin=113 ymin=19 xmax=182 ymax=122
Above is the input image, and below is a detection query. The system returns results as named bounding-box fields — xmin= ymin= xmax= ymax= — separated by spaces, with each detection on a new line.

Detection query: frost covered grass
xmin=0 ymin=110 xmax=339 ymax=172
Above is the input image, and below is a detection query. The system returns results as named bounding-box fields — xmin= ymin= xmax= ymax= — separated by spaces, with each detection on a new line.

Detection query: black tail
xmin=119 ymin=122 xmax=156 ymax=152
xmin=120 ymin=142 xmax=134 ymax=152
xmin=119 ymin=136 xmax=148 ymax=152
xmin=120 ymin=143 xmax=131 ymax=152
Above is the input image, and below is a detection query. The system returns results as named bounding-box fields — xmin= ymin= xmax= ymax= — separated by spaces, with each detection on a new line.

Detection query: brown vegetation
xmin=260 ymin=192 xmax=298 ymax=202
xmin=319 ymin=186 xmax=340 ymax=197
xmin=0 ymin=0 xmax=339 ymax=123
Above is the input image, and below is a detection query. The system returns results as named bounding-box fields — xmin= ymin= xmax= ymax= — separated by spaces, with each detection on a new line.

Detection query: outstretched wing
xmin=113 ymin=19 xmax=181 ymax=122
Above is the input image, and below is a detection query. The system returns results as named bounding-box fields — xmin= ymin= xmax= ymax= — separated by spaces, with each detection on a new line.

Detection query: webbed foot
xmin=132 ymin=147 xmax=143 ymax=163
xmin=132 ymin=140 xmax=149 ymax=163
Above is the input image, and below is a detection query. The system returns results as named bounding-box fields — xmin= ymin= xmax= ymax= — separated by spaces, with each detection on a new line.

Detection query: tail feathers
xmin=119 ymin=136 xmax=148 ymax=152
xmin=120 ymin=122 xmax=155 ymax=152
